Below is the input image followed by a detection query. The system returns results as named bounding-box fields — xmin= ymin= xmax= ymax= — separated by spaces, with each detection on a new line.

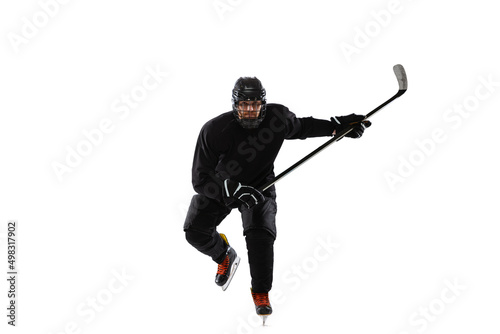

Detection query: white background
xmin=1 ymin=0 xmax=499 ymax=333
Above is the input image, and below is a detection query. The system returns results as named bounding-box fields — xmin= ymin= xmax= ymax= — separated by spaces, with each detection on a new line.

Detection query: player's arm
xmin=192 ymin=125 xmax=224 ymax=201
xmin=283 ymin=106 xmax=370 ymax=139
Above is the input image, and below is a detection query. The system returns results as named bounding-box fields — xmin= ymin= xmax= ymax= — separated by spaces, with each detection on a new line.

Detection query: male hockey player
xmin=184 ymin=77 xmax=369 ymax=324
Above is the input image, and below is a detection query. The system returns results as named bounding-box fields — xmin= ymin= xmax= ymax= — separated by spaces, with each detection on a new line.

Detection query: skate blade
xmin=261 ymin=315 xmax=269 ymax=326
xmin=221 ymin=256 xmax=240 ymax=291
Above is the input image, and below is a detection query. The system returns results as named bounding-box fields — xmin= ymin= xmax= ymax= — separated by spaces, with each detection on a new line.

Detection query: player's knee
xmin=245 ymin=228 xmax=275 ymax=241
xmin=185 ymin=229 xmax=209 ymax=246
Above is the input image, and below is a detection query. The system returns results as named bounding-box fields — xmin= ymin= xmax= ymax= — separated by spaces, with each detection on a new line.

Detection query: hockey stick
xmin=258 ymin=64 xmax=408 ymax=193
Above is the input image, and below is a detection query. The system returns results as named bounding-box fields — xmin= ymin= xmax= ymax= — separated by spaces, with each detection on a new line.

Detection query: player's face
xmin=237 ymin=101 xmax=262 ymax=120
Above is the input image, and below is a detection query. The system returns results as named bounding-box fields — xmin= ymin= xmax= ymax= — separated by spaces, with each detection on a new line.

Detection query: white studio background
xmin=1 ymin=0 xmax=499 ymax=333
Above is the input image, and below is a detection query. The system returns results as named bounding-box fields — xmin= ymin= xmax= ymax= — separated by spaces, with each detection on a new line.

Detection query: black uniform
xmin=184 ymin=103 xmax=335 ymax=293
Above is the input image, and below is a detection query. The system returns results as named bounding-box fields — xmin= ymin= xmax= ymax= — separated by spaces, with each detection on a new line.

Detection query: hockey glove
xmin=331 ymin=114 xmax=371 ymax=138
xmin=223 ymin=179 xmax=265 ymax=209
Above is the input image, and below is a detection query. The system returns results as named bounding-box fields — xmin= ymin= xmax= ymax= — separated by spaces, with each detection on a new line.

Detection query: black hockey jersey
xmin=191 ymin=103 xmax=335 ymax=202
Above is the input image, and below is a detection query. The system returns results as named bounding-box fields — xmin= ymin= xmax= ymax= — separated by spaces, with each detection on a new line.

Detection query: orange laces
xmin=217 ymin=256 xmax=229 ymax=275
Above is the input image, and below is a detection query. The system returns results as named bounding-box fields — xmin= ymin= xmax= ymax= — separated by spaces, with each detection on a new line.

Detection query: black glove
xmin=331 ymin=114 xmax=371 ymax=138
xmin=223 ymin=179 xmax=265 ymax=209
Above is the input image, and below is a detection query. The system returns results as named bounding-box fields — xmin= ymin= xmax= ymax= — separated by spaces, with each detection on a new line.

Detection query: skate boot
xmin=251 ymin=288 xmax=273 ymax=325
xmin=215 ymin=234 xmax=240 ymax=291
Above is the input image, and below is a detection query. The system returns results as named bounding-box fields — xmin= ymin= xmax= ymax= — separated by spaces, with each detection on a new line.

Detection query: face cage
xmin=232 ymin=100 xmax=267 ymax=129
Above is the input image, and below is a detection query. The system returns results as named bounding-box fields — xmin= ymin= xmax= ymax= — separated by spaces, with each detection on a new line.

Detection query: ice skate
xmin=251 ymin=288 xmax=272 ymax=325
xmin=215 ymin=234 xmax=240 ymax=291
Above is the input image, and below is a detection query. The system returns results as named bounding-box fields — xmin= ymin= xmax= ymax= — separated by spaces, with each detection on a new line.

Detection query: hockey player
xmin=184 ymin=77 xmax=369 ymax=324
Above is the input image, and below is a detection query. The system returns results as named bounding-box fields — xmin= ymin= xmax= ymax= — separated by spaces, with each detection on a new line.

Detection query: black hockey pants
xmin=184 ymin=193 xmax=277 ymax=293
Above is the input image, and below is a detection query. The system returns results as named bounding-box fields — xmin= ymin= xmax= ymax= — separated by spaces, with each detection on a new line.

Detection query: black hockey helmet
xmin=232 ymin=77 xmax=267 ymax=129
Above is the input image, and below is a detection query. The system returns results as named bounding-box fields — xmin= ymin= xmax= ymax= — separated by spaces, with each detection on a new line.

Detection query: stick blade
xmin=393 ymin=64 xmax=408 ymax=91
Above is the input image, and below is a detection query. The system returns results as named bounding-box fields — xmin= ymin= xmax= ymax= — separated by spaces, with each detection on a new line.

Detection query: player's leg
xmin=184 ymin=194 xmax=229 ymax=261
xmin=184 ymin=194 xmax=240 ymax=290
xmin=240 ymin=195 xmax=277 ymax=320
